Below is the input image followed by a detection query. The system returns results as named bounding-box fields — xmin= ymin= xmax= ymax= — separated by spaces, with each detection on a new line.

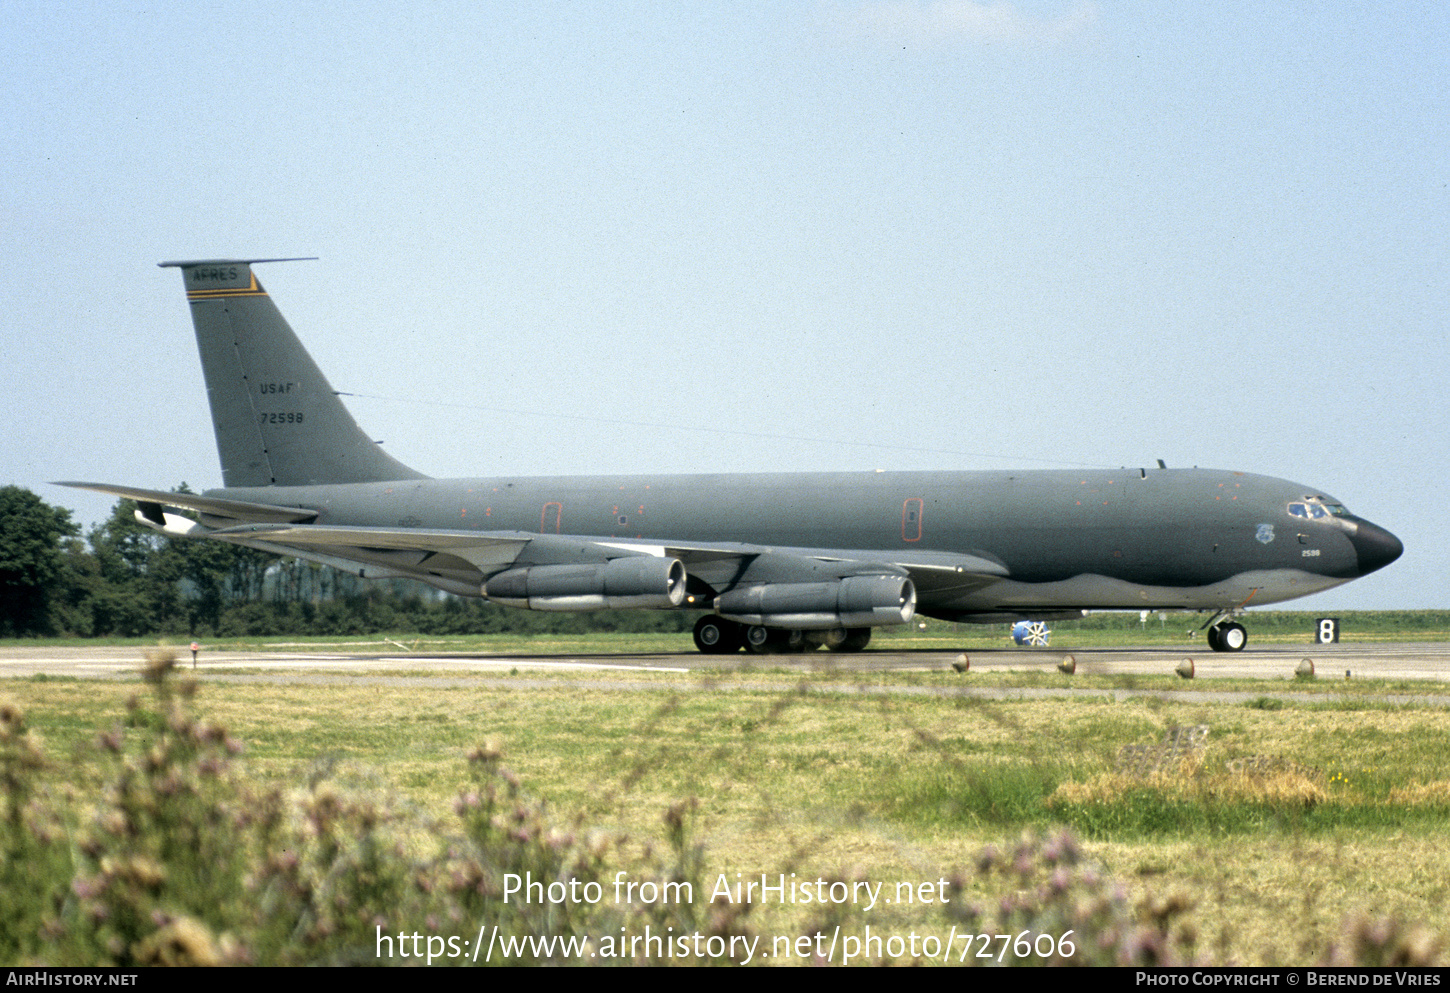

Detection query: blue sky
xmin=3 ymin=2 xmax=1445 ymax=610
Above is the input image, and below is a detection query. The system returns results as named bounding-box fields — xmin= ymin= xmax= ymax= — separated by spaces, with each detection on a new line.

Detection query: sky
xmin=2 ymin=2 xmax=1445 ymax=611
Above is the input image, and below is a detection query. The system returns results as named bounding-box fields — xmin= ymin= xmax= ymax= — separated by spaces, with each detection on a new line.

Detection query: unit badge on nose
xmin=1256 ymin=524 xmax=1275 ymax=544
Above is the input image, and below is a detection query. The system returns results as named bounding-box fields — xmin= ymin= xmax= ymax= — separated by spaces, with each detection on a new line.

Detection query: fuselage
xmin=210 ymin=465 xmax=1402 ymax=617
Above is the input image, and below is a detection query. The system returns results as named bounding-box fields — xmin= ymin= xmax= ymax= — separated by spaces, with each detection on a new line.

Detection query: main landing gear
xmin=691 ymin=615 xmax=871 ymax=655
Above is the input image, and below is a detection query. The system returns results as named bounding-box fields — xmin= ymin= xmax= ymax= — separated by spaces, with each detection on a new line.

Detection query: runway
xmin=1 ymin=641 xmax=1447 ymax=684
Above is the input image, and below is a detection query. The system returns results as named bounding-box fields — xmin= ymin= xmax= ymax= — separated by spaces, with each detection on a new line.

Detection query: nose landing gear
xmin=1204 ymin=618 xmax=1248 ymax=652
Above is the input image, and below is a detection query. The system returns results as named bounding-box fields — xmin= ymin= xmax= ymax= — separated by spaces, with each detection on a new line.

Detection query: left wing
xmin=65 ymin=481 xmax=1012 ymax=627
xmin=213 ymin=523 xmax=1012 ymax=624
xmin=209 ymin=523 xmax=688 ymax=607
xmin=210 ymin=525 xmax=1007 ymax=597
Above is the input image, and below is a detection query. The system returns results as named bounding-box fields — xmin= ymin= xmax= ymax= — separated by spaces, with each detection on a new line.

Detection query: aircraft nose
xmin=1350 ymin=519 xmax=1403 ymax=575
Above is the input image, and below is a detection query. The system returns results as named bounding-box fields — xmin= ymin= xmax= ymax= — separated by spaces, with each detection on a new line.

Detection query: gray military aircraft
xmin=61 ymin=259 xmax=1402 ymax=654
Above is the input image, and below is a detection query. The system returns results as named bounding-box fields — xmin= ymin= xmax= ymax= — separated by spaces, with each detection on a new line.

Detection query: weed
xmin=948 ymin=830 xmax=1197 ymax=966
xmin=1323 ymin=915 xmax=1445 ymax=966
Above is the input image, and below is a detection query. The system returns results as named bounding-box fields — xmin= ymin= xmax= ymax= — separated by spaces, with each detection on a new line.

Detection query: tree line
xmin=0 ymin=486 xmax=693 ymax=639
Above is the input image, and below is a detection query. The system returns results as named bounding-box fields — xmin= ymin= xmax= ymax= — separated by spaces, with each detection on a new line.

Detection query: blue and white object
xmin=1011 ymin=620 xmax=1051 ymax=646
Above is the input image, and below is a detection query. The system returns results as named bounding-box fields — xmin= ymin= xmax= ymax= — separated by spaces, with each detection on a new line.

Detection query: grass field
xmin=3 ymin=625 xmax=1448 ymax=966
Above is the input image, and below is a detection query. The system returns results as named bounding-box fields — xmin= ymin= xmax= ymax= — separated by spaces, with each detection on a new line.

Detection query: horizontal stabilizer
xmin=158 ymin=257 xmax=317 ymax=268
xmin=54 ymin=482 xmax=318 ymax=525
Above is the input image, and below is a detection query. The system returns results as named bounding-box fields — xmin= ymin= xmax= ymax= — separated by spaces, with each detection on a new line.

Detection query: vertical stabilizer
xmin=159 ymin=259 xmax=426 ymax=487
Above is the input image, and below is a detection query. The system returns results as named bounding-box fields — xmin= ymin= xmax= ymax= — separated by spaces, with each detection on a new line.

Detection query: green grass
xmin=4 ymin=657 xmax=1450 ymax=965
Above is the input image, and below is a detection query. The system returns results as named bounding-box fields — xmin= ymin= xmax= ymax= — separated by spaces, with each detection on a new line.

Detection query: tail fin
xmin=159 ymin=259 xmax=426 ymax=487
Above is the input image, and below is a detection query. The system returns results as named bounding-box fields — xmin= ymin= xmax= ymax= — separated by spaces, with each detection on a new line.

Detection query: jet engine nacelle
xmin=484 ymin=556 xmax=687 ymax=610
xmin=715 ymin=575 xmax=916 ymax=629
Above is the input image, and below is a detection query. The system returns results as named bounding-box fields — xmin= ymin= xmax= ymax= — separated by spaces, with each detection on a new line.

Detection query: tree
xmin=0 ymin=487 xmax=78 ymax=636
xmin=64 ymin=499 xmax=182 ymax=637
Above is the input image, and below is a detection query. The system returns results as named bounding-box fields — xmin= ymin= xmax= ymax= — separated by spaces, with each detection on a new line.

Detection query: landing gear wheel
xmin=743 ymin=625 xmax=773 ymax=654
xmin=693 ymin=615 xmax=741 ymax=654
xmin=781 ymin=629 xmax=812 ymax=654
xmin=828 ymin=628 xmax=872 ymax=653
xmin=1207 ymin=622 xmax=1247 ymax=653
xmin=742 ymin=627 xmax=809 ymax=654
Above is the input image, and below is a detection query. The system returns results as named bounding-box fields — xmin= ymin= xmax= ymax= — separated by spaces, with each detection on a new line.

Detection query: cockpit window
xmin=1289 ymin=499 xmax=1351 ymax=521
